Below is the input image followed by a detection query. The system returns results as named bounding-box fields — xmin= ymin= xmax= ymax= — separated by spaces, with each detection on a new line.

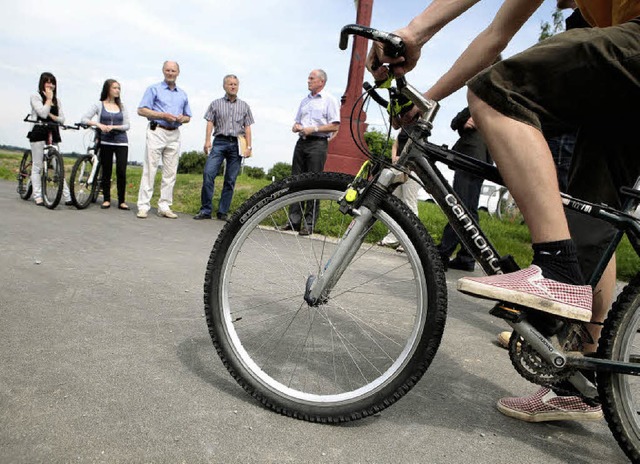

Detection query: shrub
xmin=267 ymin=162 xmax=292 ymax=182
xmin=178 ymin=150 xmax=207 ymax=174
xmin=244 ymin=165 xmax=266 ymax=179
xmin=364 ymin=129 xmax=394 ymax=161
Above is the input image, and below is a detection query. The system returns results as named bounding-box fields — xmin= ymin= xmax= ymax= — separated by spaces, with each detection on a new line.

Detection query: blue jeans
xmin=199 ymin=138 xmax=241 ymax=216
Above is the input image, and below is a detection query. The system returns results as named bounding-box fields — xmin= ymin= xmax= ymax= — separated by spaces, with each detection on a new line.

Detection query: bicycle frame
xmin=305 ymin=85 xmax=640 ymax=395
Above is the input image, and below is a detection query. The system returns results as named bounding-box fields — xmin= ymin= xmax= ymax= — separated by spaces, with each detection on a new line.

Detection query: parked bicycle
xmin=69 ymin=124 xmax=102 ymax=209
xmin=204 ymin=26 xmax=640 ymax=462
xmin=18 ymin=115 xmax=78 ymax=209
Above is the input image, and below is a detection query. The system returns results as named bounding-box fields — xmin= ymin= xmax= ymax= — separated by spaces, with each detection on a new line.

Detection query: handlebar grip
xmin=339 ymin=24 xmax=405 ymax=58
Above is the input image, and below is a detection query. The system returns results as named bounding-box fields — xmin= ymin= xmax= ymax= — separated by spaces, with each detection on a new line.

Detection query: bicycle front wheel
xmin=70 ymin=155 xmax=99 ymax=209
xmin=598 ymin=273 xmax=640 ymax=462
xmin=204 ymin=172 xmax=448 ymax=422
xmin=42 ymin=149 xmax=64 ymax=209
xmin=17 ymin=150 xmax=33 ymax=200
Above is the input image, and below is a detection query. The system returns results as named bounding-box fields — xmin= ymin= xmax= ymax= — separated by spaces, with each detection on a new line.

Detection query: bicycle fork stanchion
xmin=87 ymin=155 xmax=99 ymax=186
xmin=304 ymin=167 xmax=398 ymax=306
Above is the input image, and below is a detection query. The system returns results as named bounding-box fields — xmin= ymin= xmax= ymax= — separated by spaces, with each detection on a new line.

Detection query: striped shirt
xmin=203 ymin=96 xmax=254 ymax=137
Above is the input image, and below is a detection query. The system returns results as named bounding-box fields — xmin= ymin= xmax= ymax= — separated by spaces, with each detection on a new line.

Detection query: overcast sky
xmin=1 ymin=0 xmax=560 ymax=172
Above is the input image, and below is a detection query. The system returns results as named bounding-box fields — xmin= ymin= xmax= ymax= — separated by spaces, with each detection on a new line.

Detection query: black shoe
xmin=448 ymin=257 xmax=475 ymax=272
xmin=216 ymin=213 xmax=228 ymax=221
xmin=278 ymin=223 xmax=298 ymax=232
xmin=65 ymin=200 xmax=74 ymax=206
xmin=193 ymin=212 xmax=212 ymax=220
xmin=298 ymin=227 xmax=311 ymax=236
xmin=100 ymin=202 xmax=111 ymax=209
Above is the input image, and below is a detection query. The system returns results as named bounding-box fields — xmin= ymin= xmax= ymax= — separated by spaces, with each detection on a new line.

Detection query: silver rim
xmin=218 ymin=188 xmax=428 ymax=405
xmin=613 ymin=306 xmax=640 ymax=445
xmin=72 ymin=158 xmax=94 ymax=206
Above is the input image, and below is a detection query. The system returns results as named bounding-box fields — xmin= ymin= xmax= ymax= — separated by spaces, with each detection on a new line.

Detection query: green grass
xmin=1 ymin=149 xmax=638 ymax=281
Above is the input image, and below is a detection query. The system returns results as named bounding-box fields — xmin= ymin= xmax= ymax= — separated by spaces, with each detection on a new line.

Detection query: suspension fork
xmin=304 ymin=167 xmax=399 ymax=306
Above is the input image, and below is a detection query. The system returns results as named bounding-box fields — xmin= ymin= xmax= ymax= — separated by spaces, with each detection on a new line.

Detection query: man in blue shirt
xmin=136 ymin=60 xmax=192 ymax=219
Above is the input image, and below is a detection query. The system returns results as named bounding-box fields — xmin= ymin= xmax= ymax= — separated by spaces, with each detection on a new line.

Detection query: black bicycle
xmin=204 ymin=26 xmax=640 ymax=462
xmin=69 ymin=124 xmax=102 ymax=209
xmin=19 ymin=116 xmax=78 ymax=209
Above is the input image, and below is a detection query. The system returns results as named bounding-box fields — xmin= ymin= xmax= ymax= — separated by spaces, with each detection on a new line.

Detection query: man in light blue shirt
xmin=136 ymin=60 xmax=192 ymax=219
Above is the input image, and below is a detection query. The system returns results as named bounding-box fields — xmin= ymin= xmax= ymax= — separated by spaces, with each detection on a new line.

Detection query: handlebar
xmin=341 ymin=25 xmax=440 ymax=128
xmin=339 ymin=24 xmax=405 ymax=58
xmin=23 ymin=114 xmax=80 ymax=130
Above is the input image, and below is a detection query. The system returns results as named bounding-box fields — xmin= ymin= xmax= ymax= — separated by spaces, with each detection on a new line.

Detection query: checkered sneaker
xmin=457 ymin=265 xmax=592 ymax=322
xmin=497 ymin=387 xmax=602 ymax=422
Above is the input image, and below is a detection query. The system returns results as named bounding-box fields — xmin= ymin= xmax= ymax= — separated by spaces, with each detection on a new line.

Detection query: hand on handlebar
xmin=365 ymin=27 xmax=421 ymax=80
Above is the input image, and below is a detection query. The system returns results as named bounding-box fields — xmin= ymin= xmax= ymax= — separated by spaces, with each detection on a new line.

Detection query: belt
xmin=215 ymin=135 xmax=237 ymax=141
xmin=302 ymin=135 xmax=328 ymax=141
xmin=158 ymin=125 xmax=178 ymax=131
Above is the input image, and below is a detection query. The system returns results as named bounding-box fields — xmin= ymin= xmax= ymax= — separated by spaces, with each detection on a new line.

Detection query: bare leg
xmin=467 ymin=90 xmax=570 ymax=244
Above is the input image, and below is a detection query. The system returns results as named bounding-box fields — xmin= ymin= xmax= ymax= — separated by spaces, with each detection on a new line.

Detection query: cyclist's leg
xmin=462 ymin=22 xmax=640 ymax=319
xmin=466 ymin=95 xmax=569 ymax=244
xmin=30 ymin=141 xmax=45 ymax=203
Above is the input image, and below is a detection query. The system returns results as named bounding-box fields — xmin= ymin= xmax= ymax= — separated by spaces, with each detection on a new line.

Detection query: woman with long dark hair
xmin=27 ymin=72 xmax=72 ymax=206
xmin=81 ymin=79 xmax=130 ymax=209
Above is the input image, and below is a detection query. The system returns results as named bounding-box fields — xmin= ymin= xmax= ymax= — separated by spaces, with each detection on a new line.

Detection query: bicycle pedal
xmin=489 ymin=302 xmax=526 ymax=322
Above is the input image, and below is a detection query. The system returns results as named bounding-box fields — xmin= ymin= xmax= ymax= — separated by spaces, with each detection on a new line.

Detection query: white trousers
xmin=381 ymin=174 xmax=421 ymax=246
xmin=137 ymin=127 xmax=181 ymax=213
xmin=30 ymin=141 xmax=71 ymax=202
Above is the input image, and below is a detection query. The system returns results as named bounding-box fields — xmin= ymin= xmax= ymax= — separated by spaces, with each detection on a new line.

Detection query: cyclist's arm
xmin=367 ymin=0 xmax=481 ymax=80
xmin=425 ymin=0 xmax=543 ymax=102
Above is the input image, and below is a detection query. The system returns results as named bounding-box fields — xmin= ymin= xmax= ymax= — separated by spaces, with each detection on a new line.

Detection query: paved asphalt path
xmin=0 ymin=179 xmax=629 ymax=463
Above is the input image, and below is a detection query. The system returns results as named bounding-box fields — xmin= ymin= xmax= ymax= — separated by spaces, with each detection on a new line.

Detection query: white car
xmin=478 ymin=182 xmax=499 ymax=213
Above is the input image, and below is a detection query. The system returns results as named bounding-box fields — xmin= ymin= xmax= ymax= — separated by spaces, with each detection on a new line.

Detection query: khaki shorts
xmin=468 ymin=19 xmax=640 ymax=209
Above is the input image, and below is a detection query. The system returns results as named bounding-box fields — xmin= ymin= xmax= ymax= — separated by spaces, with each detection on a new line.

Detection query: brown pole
xmin=324 ymin=0 xmax=373 ymax=175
